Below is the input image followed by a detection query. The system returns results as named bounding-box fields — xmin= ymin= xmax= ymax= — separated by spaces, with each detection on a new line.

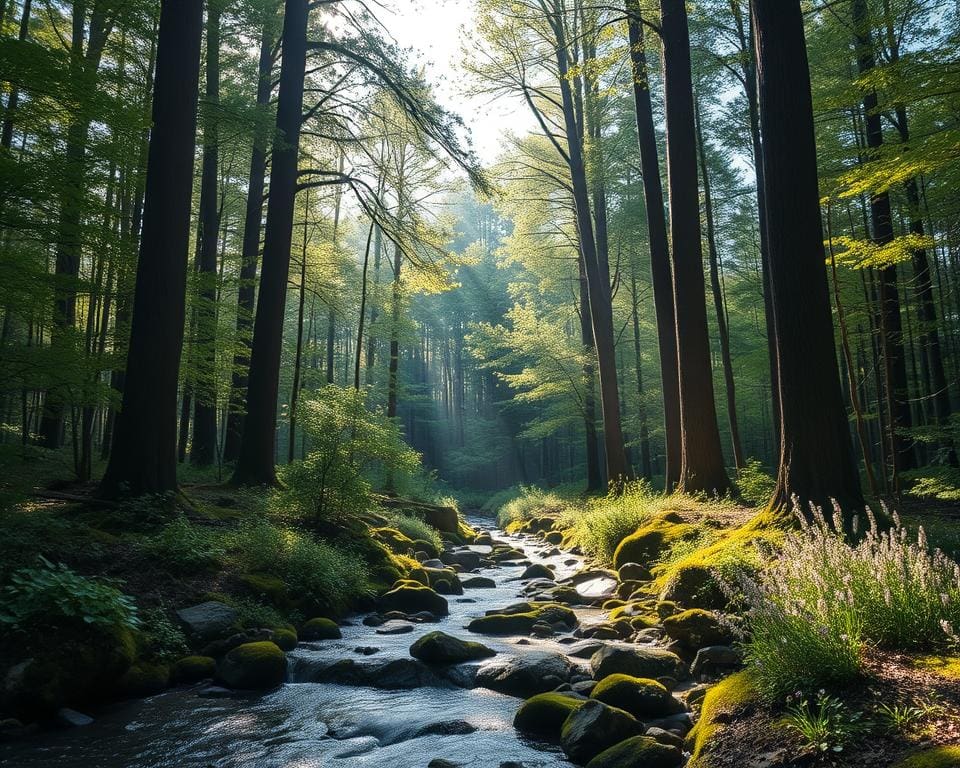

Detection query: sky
xmin=383 ymin=0 xmax=536 ymax=165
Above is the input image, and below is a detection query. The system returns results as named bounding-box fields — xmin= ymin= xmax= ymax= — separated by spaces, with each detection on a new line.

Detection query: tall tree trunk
xmin=233 ymin=0 xmax=308 ymax=486
xmin=660 ymin=0 xmax=730 ymax=494
xmin=549 ymin=4 xmax=629 ymax=487
xmin=630 ymin=264 xmax=653 ymax=480
xmin=354 ymin=215 xmax=377 ymax=390
xmin=224 ymin=17 xmax=274 ymax=462
xmin=752 ymin=0 xmax=863 ymax=518
xmin=626 ymin=0 xmax=680 ymax=489
xmin=191 ymin=1 xmax=222 ymax=467
xmin=365 ymin=224 xmax=382 ymax=386
xmin=695 ymin=98 xmax=745 ymax=470
xmin=579 ymin=249 xmax=603 ymax=492
xmin=289 ymin=189 xmax=310 ymax=463
xmin=387 ymin=239 xmax=401 ymax=421
xmin=99 ymin=0 xmax=204 ymax=498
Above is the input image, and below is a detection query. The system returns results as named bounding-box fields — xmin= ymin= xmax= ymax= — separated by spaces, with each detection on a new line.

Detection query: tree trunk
xmin=626 ymin=0 xmax=680 ymax=489
xmin=99 ymin=0 xmax=204 ymax=498
xmin=191 ymin=2 xmax=222 ymax=467
xmin=752 ymin=0 xmax=863 ymax=518
xmin=579 ymin=249 xmax=603 ymax=492
xmin=659 ymin=0 xmax=730 ymax=494
xmin=224 ymin=18 xmax=274 ymax=463
xmin=289 ymin=189 xmax=310 ymax=463
xmin=630 ymin=264 xmax=653 ymax=480
xmin=232 ymin=0 xmax=308 ymax=486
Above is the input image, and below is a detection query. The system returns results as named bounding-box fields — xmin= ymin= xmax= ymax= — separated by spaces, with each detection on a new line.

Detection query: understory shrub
xmin=735 ymin=459 xmax=777 ymax=506
xmin=385 ymin=513 xmax=443 ymax=553
xmin=743 ymin=504 xmax=960 ymax=699
xmin=230 ymin=519 xmax=373 ymax=615
xmin=559 ymin=481 xmax=660 ymax=561
xmin=138 ymin=607 xmax=188 ymax=661
xmin=0 ymin=556 xmax=139 ymax=632
xmin=496 ymin=485 xmax=572 ymax=527
xmin=141 ymin=515 xmax=224 ymax=571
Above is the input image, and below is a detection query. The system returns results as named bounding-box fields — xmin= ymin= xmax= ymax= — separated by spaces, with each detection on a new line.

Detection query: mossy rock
xmin=373 ymin=527 xmax=416 ymax=553
xmin=409 ymin=631 xmax=496 ymax=664
xmin=602 ymin=599 xmax=627 ymax=610
xmin=377 ymin=583 xmax=449 ymax=616
xmin=561 ymin=699 xmax=645 ymax=765
xmin=300 ymin=617 xmax=341 ymax=641
xmin=171 ymin=655 xmax=216 ymax=684
xmin=468 ymin=604 xmax=577 ymax=636
xmin=590 ymin=674 xmax=684 ymax=719
xmin=1 ymin=622 xmax=136 ymax=719
xmin=405 ymin=566 xmax=430 ymax=586
xmin=892 ymin=747 xmax=960 ymax=768
xmin=685 ymin=671 xmax=760 ymax=767
xmin=608 ymin=602 xmax=656 ymax=625
xmin=215 ymin=641 xmax=286 ymax=690
xmin=662 ymin=609 xmax=733 ymax=650
xmin=238 ymin=573 xmax=291 ymax=608
xmin=514 ymin=692 xmax=586 ymax=737
xmin=659 ymin=565 xmax=726 ymax=610
xmin=411 ymin=539 xmax=439 ymax=558
xmin=118 ymin=661 xmax=170 ymax=697
xmin=271 ymin=628 xmax=298 ymax=651
xmin=585 ymin=735 xmax=683 ymax=768
xmin=613 ymin=515 xmax=698 ymax=571
xmin=591 ymin=646 xmax=687 ymax=682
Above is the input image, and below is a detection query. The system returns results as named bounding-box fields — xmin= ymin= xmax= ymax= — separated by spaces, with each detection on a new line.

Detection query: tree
xmin=752 ymin=0 xmax=863 ymax=516
xmin=99 ymin=0 xmax=205 ymax=497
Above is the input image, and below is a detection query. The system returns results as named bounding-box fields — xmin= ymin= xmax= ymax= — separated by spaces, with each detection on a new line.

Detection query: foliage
xmin=743 ymin=504 xmax=960 ymax=698
xmin=0 ymin=556 xmax=139 ymax=632
xmin=783 ymin=690 xmax=865 ymax=754
xmin=384 ymin=512 xmax=443 ymax=553
xmin=281 ymin=386 xmax=421 ymax=523
xmin=140 ymin=515 xmax=225 ymax=571
xmin=736 ymin=459 xmax=776 ymax=506
xmin=496 ymin=485 xmax=573 ymax=527
xmin=138 ymin=607 xmax=189 ymax=662
xmin=559 ymin=481 xmax=661 ymax=561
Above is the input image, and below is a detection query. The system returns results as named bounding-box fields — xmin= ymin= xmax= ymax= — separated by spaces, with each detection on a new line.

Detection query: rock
xmin=196 ymin=685 xmax=234 ymax=698
xmin=531 ymin=623 xmax=555 ymax=638
xmin=571 ymin=680 xmax=597 ymax=696
xmin=520 ymin=563 xmax=555 ymax=580
xmin=117 ymin=661 xmax=170 ymax=697
xmin=644 ymin=727 xmax=685 ymax=749
xmin=300 ymin=657 xmax=452 ymax=689
xmin=354 ymin=647 xmax=380 ymax=656
xmin=376 ymin=621 xmax=415 ymax=635
xmin=270 ymin=628 xmax=298 ymax=651
xmin=545 ymin=531 xmax=564 ymax=544
xmin=56 ymin=708 xmax=94 ymax=727
xmin=513 ymin=692 xmax=587 ymax=736
xmin=201 ymin=628 xmax=273 ymax=658
xmin=462 ymin=576 xmax=496 ymax=589
xmin=612 ymin=514 xmax=696 ymax=571
xmin=617 ymin=562 xmax=652 ymax=582
xmin=441 ymin=550 xmax=482 ymax=570
xmin=690 ymin=645 xmax=743 ymax=679
xmin=560 ymin=699 xmax=645 ymax=765
xmin=410 ymin=631 xmax=496 ymax=664
xmin=171 ymin=656 xmax=216 ymax=684
xmin=428 ymin=760 xmax=462 ymax=768
xmin=469 ymin=604 xmax=577 ymax=636
xmin=377 ymin=583 xmax=449 ymax=616
xmin=589 ymin=674 xmax=684 ymax=719
xmin=300 ymin=617 xmax=342 ymax=641
xmin=658 ymin=565 xmax=727 ymax=610
xmin=176 ymin=601 xmax=238 ymax=641
xmin=661 ymin=609 xmax=734 ymax=650
xmin=215 ymin=641 xmax=286 ymax=690
xmin=415 ymin=720 xmax=477 ymax=737
xmin=362 ymin=615 xmax=385 ymax=627
xmin=411 ymin=539 xmax=440 ymax=558
xmin=579 ymin=624 xmax=621 ymax=641
xmin=584 ymin=735 xmax=683 ymax=768
xmin=590 ymin=646 xmax=687 ymax=682
xmin=476 ymin=652 xmax=580 ymax=697
xmin=645 ymin=711 xmax=693 ymax=735
xmin=566 ymin=640 xmax=607 ymax=659
xmin=422 ymin=559 xmax=445 ymax=569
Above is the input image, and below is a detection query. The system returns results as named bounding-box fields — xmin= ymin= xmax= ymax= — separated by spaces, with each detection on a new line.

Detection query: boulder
xmin=410 ymin=631 xmax=496 ymax=664
xmin=514 ymin=692 xmax=586 ymax=737
xmin=589 ymin=674 xmax=684 ymax=719
xmin=590 ymin=646 xmax=687 ymax=682
xmin=476 ymin=652 xmax=579 ymax=697
xmin=441 ymin=550 xmax=482 ymax=570
xmin=271 ymin=628 xmax=298 ymax=651
xmin=612 ymin=515 xmax=696 ymax=571
xmin=520 ymin=563 xmax=555 ymax=580
xmin=377 ymin=583 xmax=448 ymax=616
xmin=617 ymin=562 xmax=652 ymax=582
xmin=56 ymin=708 xmax=94 ymax=727
xmin=215 ymin=641 xmax=286 ymax=690
xmin=661 ymin=609 xmax=734 ymax=650
xmin=690 ymin=645 xmax=743 ymax=679
xmin=201 ymin=628 xmax=272 ymax=658
xmin=560 ymin=699 xmax=645 ymax=765
xmin=117 ymin=661 xmax=170 ymax=697
xmin=584 ymin=735 xmax=683 ymax=768
xmin=376 ymin=621 xmax=415 ymax=635
xmin=658 ymin=565 xmax=726 ymax=610
xmin=301 ymin=617 xmax=341 ymax=641
xmin=645 ymin=727 xmax=685 ymax=749
xmin=462 ymin=576 xmax=496 ymax=589
xmin=468 ymin=604 xmax=577 ymax=636
xmin=176 ymin=601 xmax=238 ymax=641
xmin=171 ymin=655 xmax=216 ymax=684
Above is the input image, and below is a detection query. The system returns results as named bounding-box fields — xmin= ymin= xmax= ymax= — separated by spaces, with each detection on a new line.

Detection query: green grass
xmin=384 ymin=512 xmax=443 ymax=552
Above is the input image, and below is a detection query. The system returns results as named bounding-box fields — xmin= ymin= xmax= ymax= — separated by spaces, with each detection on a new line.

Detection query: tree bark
xmin=232 ymin=0 xmax=308 ymax=486
xmin=752 ymin=0 xmax=863 ymax=517
xmin=579 ymin=249 xmax=603 ymax=492
xmin=659 ymin=0 xmax=730 ymax=495
xmin=99 ymin=0 xmax=204 ymax=498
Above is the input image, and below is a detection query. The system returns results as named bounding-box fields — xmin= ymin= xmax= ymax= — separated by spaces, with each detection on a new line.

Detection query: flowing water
xmin=0 ymin=518 xmax=622 ymax=768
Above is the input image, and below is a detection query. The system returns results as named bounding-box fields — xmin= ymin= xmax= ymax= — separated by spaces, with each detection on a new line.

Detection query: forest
xmin=0 ymin=0 xmax=959 ymax=766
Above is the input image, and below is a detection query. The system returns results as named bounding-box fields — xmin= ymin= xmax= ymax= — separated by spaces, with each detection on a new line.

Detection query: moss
xmin=686 ymin=671 xmax=760 ymax=767
xmin=373 ymin=527 xmax=416 ymax=553
xmin=468 ymin=603 xmax=577 ymax=635
xmin=613 ymin=514 xmax=699 ymax=570
xmin=118 ymin=661 xmax=170 ymax=697
xmin=658 ymin=564 xmax=727 ymax=610
xmin=892 ymin=747 xmax=960 ymax=768
xmin=377 ymin=583 xmax=449 ymax=616
xmin=238 ymin=573 xmax=291 ymax=609
xmin=271 ymin=627 xmax=298 ymax=651
xmin=171 ymin=655 xmax=216 ymax=684
xmin=300 ymin=617 xmax=341 ymax=640
xmin=514 ymin=692 xmax=585 ymax=736
xmin=662 ymin=609 xmax=733 ymax=649
xmin=409 ymin=631 xmax=496 ymax=663
xmin=215 ymin=641 xmax=286 ymax=690
xmin=411 ymin=539 xmax=439 ymax=558
xmin=585 ymin=735 xmax=682 ymax=768
xmin=912 ymin=655 xmax=960 ymax=679
xmin=608 ymin=602 xmax=656 ymax=623
xmin=602 ymin=599 xmax=627 ymax=610
xmin=590 ymin=674 xmax=682 ymax=718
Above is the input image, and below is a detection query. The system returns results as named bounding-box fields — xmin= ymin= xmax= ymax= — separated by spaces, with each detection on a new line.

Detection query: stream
xmin=0 ymin=517 xmax=627 ymax=768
